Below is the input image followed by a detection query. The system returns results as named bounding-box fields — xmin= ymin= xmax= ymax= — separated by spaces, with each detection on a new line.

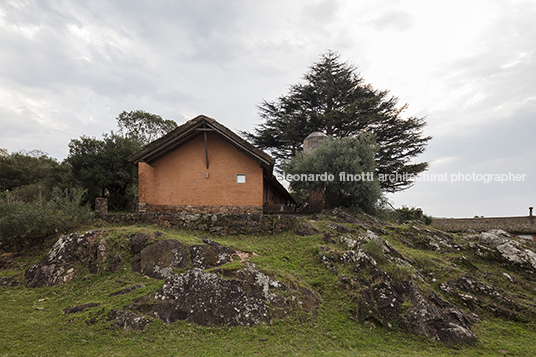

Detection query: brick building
xmin=127 ymin=115 xmax=295 ymax=214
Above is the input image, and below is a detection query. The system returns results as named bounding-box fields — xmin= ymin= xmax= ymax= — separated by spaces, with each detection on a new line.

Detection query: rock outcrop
xmin=189 ymin=237 xmax=236 ymax=269
xmin=133 ymin=263 xmax=319 ymax=327
xmin=358 ymin=281 xmax=477 ymax=344
xmin=25 ymin=230 xmax=105 ymax=288
xmin=107 ymin=309 xmax=152 ymax=331
xmin=469 ymin=229 xmax=536 ymax=271
xmin=131 ymin=239 xmax=191 ymax=279
xmin=319 ymin=227 xmax=478 ymax=344
xmin=21 ymin=214 xmax=536 ymax=344
xmin=151 ymin=267 xmax=270 ymax=326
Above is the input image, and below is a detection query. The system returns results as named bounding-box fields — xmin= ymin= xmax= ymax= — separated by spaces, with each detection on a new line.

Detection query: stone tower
xmin=303 ymin=131 xmax=327 ymax=213
xmin=303 ymin=131 xmax=328 ymax=153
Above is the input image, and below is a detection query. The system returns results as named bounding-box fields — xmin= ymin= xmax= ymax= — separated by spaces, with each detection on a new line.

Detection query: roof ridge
xmin=127 ymin=115 xmax=275 ymax=173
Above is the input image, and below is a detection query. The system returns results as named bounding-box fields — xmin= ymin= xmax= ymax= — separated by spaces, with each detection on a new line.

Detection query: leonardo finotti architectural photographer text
xmin=279 ymin=172 xmax=527 ymax=184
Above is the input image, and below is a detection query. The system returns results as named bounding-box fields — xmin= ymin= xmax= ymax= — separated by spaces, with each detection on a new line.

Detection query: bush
xmin=281 ymin=135 xmax=381 ymax=214
xmin=392 ymin=206 xmax=433 ymax=225
xmin=362 ymin=239 xmax=386 ymax=264
xmin=0 ymin=188 xmax=91 ymax=249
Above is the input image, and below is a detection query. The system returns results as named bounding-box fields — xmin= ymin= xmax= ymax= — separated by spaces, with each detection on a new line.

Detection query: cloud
xmin=372 ymin=10 xmax=414 ymax=32
xmin=0 ymin=0 xmax=534 ymax=217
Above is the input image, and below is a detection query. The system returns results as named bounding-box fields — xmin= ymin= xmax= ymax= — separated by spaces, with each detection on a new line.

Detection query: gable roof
xmin=127 ymin=115 xmax=275 ymax=172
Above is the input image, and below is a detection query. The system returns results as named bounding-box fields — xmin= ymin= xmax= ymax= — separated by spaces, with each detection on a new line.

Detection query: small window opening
xmin=236 ymin=174 xmax=246 ymax=183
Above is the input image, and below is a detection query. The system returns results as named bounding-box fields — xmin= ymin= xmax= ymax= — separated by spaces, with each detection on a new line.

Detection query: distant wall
xmin=432 ymin=216 xmax=536 ymax=234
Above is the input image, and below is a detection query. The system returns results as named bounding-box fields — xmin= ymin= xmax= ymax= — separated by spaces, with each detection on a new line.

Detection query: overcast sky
xmin=1 ymin=0 xmax=535 ymax=218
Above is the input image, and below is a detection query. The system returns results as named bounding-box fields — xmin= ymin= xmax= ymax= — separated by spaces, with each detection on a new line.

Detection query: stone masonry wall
xmin=139 ymin=203 xmax=263 ymax=215
xmin=432 ymin=216 xmax=536 ymax=234
xmin=99 ymin=212 xmax=297 ymax=235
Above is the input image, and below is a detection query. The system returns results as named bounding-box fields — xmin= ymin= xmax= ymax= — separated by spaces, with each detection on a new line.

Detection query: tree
xmin=116 ymin=110 xmax=177 ymax=145
xmin=0 ymin=149 xmax=72 ymax=201
xmin=244 ymin=51 xmax=431 ymax=192
xmin=281 ymin=135 xmax=381 ymax=213
xmin=65 ymin=134 xmax=139 ymax=210
xmin=65 ymin=110 xmax=177 ymax=210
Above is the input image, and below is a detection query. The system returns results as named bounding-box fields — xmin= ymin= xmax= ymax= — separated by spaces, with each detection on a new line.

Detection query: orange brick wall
xmin=138 ymin=161 xmax=155 ymax=204
xmin=138 ymin=132 xmax=264 ymax=208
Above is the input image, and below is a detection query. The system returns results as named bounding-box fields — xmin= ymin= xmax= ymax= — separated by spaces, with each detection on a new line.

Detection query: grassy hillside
xmin=1 ymin=214 xmax=536 ymax=356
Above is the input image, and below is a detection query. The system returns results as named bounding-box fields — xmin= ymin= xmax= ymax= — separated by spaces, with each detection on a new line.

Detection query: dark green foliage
xmin=65 ymin=110 xmax=177 ymax=211
xmin=0 ymin=149 xmax=72 ymax=199
xmin=281 ymin=135 xmax=381 ymax=213
xmin=244 ymin=51 xmax=431 ymax=192
xmin=0 ymin=188 xmax=91 ymax=249
xmin=393 ymin=206 xmax=433 ymax=225
xmin=65 ymin=133 xmax=140 ymax=210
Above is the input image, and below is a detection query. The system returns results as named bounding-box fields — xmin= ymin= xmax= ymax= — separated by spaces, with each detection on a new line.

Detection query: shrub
xmin=362 ymin=239 xmax=386 ymax=265
xmin=384 ymin=263 xmax=415 ymax=281
xmin=0 ymin=188 xmax=91 ymax=249
xmin=392 ymin=206 xmax=433 ymax=225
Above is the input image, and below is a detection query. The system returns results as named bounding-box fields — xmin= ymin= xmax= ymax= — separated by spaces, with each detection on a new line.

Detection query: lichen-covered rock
xmin=359 ymin=281 xmax=477 ymax=344
xmin=479 ymin=229 xmax=514 ymax=248
xmin=438 ymin=276 xmax=535 ymax=321
xmin=473 ymin=230 xmax=536 ymax=270
xmin=153 ymin=268 xmax=270 ymax=326
xmin=132 ymin=239 xmax=191 ymax=279
xmin=326 ymin=222 xmax=352 ymax=233
xmin=25 ymin=230 xmax=104 ymax=288
xmin=129 ymin=233 xmax=150 ymax=254
xmin=140 ymin=263 xmax=319 ymax=327
xmin=190 ymin=237 xmax=236 ymax=269
xmin=107 ymin=309 xmax=152 ymax=330
xmin=340 ymin=235 xmax=358 ymax=250
xmin=354 ymin=250 xmax=379 ymax=271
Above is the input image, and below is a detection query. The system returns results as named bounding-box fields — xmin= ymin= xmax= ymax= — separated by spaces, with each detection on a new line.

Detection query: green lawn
xmin=1 ymin=221 xmax=535 ymax=356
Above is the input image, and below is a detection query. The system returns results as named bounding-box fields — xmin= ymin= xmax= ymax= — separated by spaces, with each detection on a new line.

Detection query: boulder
xmin=474 ymin=230 xmax=536 ymax=270
xmin=107 ymin=309 xmax=152 ymax=331
xmin=479 ymin=229 xmax=514 ymax=247
xmin=140 ymin=263 xmax=319 ymax=327
xmin=189 ymin=237 xmax=236 ymax=269
xmin=152 ymin=268 xmax=270 ymax=326
xmin=25 ymin=230 xmax=104 ymax=288
xmin=129 ymin=233 xmax=150 ymax=255
xmin=132 ymin=239 xmax=191 ymax=279
xmin=294 ymin=222 xmax=320 ymax=236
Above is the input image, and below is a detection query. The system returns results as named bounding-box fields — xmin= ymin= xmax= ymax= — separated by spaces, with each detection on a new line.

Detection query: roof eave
xmin=127 ymin=115 xmax=275 ymax=173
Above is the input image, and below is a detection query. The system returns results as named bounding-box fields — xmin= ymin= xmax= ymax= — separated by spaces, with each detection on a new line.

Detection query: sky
xmin=1 ymin=0 xmax=535 ymax=218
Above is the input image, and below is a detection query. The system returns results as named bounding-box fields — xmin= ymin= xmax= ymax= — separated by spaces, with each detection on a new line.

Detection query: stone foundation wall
xmin=138 ymin=203 xmax=263 ymax=215
xmin=432 ymin=216 xmax=536 ymax=234
xmin=99 ymin=212 xmax=297 ymax=235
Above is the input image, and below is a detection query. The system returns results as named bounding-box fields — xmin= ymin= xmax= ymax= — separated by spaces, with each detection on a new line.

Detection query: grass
xmin=1 ymin=219 xmax=536 ymax=356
